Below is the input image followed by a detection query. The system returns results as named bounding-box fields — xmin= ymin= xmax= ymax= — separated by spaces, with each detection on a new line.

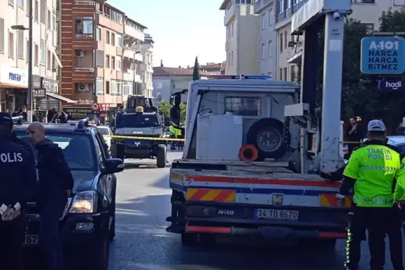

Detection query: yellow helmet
xmin=135 ymin=106 xmax=144 ymax=113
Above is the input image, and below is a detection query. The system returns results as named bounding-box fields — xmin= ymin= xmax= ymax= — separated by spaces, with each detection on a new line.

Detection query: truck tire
xmin=246 ymin=118 xmax=286 ymax=160
xmin=181 ymin=232 xmax=198 ymax=247
xmin=156 ymin=144 xmax=167 ymax=168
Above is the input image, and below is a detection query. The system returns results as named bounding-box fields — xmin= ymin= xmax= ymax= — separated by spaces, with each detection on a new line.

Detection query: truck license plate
xmin=255 ymin=209 xmax=299 ymax=221
xmin=24 ymin=235 xmax=39 ymax=245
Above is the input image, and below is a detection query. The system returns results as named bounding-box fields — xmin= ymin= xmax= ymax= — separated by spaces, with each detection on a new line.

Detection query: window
xmin=116 ymin=114 xmax=161 ymax=128
xmin=0 ymin=18 xmax=4 ymax=53
xmin=17 ymin=31 xmax=24 ymax=59
xmin=106 ymin=55 xmax=110 ymax=68
xmin=290 ymin=65 xmax=295 ymax=82
xmin=269 ymin=9 xmax=274 ymax=26
xmin=287 ymin=0 xmax=291 ymax=9
xmin=51 ymin=14 xmax=56 ymax=31
xmin=353 ymin=0 xmax=375 ymax=3
xmin=96 ymin=77 xmax=104 ymax=96
xmin=111 ymin=56 xmax=115 ymax=69
xmin=40 ymin=40 xmax=45 ymax=64
xmin=110 ymin=80 xmax=118 ymax=95
xmin=75 ymin=17 xmax=93 ymax=37
xmin=116 ymin=34 xmax=122 ymax=46
xmin=279 ymin=0 xmax=284 ymax=14
xmin=261 ymin=13 xmax=266 ymax=30
xmin=47 ymin=10 xmax=51 ymax=29
xmin=26 ymin=0 xmax=30 ymax=16
xmin=225 ymin=97 xmax=261 ymax=116
xmin=47 ymin=50 xmax=51 ymax=69
xmin=96 ymin=28 xmax=101 ymax=41
xmin=106 ymin=81 xmax=110 ymax=94
xmin=231 ymin=23 xmax=234 ymax=38
xmin=280 ymin=33 xmax=283 ymax=52
xmin=106 ymin=30 xmax=110 ymax=44
xmin=8 ymin=32 xmax=14 ymax=58
xmin=18 ymin=0 xmax=24 ymax=8
xmin=284 ymin=31 xmax=287 ymax=48
xmin=360 ymin=23 xmax=374 ymax=35
xmin=268 ymin=41 xmax=272 ymax=58
xmin=117 ymin=59 xmax=121 ymax=70
xmin=34 ymin=44 xmax=38 ymax=65
xmin=261 ymin=43 xmax=265 ymax=59
xmin=40 ymin=0 xmax=46 ymax=24
xmin=284 ymin=67 xmax=287 ymax=80
xmin=279 ymin=68 xmax=282 ymax=80
xmin=9 ymin=0 xmax=14 ymax=7
xmin=111 ymin=33 xmax=115 ymax=46
xmin=34 ymin=0 xmax=38 ymax=21
xmin=231 ymin=51 xmax=234 ymax=66
xmin=26 ymin=40 xmax=29 ymax=62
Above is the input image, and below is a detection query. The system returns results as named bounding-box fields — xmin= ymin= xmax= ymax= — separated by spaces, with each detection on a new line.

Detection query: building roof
xmin=103 ymin=2 xmax=125 ymax=15
xmin=125 ymin=16 xmax=147 ymax=29
xmin=200 ymin=63 xmax=223 ymax=71
xmin=153 ymin=67 xmax=211 ymax=77
xmin=220 ymin=0 xmax=232 ymax=10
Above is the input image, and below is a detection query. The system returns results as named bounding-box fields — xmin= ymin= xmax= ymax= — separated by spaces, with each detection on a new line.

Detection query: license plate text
xmin=255 ymin=209 xmax=299 ymax=221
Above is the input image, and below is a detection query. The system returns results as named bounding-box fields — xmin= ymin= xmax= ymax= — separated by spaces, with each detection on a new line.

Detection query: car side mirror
xmin=103 ymin=158 xmax=124 ymax=174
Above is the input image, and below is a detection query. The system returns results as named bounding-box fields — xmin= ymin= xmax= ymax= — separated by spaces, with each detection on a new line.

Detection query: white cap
xmin=367 ymin=119 xmax=386 ymax=132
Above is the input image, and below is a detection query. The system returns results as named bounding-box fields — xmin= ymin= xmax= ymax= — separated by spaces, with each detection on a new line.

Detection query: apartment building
xmin=275 ymin=0 xmax=405 ymax=82
xmin=95 ymin=3 xmax=125 ymax=113
xmin=122 ymin=17 xmax=145 ymax=99
xmin=220 ymin=0 xmax=259 ymax=75
xmin=0 ymin=0 xmax=61 ymax=114
xmin=139 ymin=33 xmax=154 ymax=98
xmin=254 ymin=0 xmax=277 ymax=77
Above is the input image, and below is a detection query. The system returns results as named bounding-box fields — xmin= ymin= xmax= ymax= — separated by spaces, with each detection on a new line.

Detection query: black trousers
xmin=387 ymin=206 xmax=404 ymax=270
xmin=0 ymin=213 xmax=27 ymax=270
xmin=345 ymin=207 xmax=394 ymax=270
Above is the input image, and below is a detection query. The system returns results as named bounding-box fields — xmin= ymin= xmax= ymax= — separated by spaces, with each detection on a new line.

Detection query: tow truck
xmin=166 ymin=0 xmax=352 ymax=247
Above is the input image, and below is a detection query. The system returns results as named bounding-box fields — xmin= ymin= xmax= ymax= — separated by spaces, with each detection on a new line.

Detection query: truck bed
xmin=170 ymin=159 xmax=350 ymax=208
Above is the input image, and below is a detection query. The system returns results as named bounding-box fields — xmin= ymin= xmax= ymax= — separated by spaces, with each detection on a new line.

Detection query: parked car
xmin=14 ymin=118 xmax=124 ymax=270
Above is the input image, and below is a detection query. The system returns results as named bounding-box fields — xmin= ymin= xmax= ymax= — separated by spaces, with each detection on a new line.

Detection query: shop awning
xmin=46 ymin=92 xmax=77 ymax=103
xmin=52 ymin=50 xmax=63 ymax=68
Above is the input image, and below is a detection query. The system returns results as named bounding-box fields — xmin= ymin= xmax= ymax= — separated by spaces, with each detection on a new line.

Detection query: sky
xmin=109 ymin=0 xmax=226 ymax=68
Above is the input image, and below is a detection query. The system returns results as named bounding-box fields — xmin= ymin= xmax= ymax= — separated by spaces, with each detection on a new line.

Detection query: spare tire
xmin=246 ymin=118 xmax=286 ymax=160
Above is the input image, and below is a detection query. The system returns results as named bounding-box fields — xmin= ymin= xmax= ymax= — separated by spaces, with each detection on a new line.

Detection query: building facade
xmin=275 ymin=0 xmax=405 ymax=82
xmin=139 ymin=33 xmax=154 ymax=98
xmin=254 ymin=0 xmax=277 ymax=77
xmin=0 ymin=0 xmax=60 ymax=115
xmin=220 ymin=0 xmax=259 ymax=75
xmin=122 ymin=17 xmax=145 ymax=99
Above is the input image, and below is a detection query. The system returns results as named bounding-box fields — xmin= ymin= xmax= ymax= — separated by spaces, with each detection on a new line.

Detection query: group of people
xmin=337 ymin=119 xmax=405 ymax=270
xmin=0 ymin=113 xmax=74 ymax=270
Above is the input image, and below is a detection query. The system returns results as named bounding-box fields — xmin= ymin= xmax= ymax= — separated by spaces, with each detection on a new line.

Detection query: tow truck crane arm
xmin=285 ymin=0 xmax=352 ymax=174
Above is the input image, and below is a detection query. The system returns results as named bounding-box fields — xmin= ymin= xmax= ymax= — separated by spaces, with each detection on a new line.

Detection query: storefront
xmin=0 ymin=64 xmax=28 ymax=113
xmin=98 ymin=103 xmax=117 ymax=125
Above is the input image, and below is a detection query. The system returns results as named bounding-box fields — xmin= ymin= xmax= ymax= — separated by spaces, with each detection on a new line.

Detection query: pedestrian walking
xmin=0 ymin=113 xmax=37 ymax=270
xmin=27 ymin=122 xmax=74 ymax=270
xmin=338 ymin=119 xmax=405 ymax=270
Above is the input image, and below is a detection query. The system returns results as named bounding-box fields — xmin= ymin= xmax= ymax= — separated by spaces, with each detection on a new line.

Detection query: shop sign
xmin=63 ymin=107 xmax=94 ymax=120
xmin=0 ymin=64 xmax=28 ymax=88
xmin=33 ymin=88 xmax=46 ymax=98
xmin=32 ymin=75 xmax=42 ymax=89
xmin=42 ymin=79 xmax=58 ymax=93
xmin=98 ymin=103 xmax=115 ymax=111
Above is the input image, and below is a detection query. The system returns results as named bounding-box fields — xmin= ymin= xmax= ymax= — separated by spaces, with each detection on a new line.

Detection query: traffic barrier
xmin=111 ymin=135 xmax=185 ymax=142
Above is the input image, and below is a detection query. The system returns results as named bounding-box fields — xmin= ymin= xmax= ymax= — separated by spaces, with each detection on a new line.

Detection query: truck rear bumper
xmin=185 ymin=224 xmax=346 ymax=239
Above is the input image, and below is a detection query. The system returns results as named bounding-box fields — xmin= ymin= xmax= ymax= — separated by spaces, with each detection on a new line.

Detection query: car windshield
xmin=116 ymin=114 xmax=160 ymax=128
xmin=15 ymin=131 xmax=97 ymax=171
xmin=98 ymin=127 xmax=110 ymax=135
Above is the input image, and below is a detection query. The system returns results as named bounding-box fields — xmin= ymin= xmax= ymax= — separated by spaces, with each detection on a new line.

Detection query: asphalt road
xmin=107 ymin=152 xmax=400 ymax=270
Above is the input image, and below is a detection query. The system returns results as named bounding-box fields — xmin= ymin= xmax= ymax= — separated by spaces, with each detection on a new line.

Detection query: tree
xmin=158 ymin=100 xmax=187 ymax=125
xmin=193 ymin=57 xmax=201 ymax=81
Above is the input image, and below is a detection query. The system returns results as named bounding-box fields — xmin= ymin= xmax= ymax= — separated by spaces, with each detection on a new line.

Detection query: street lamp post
xmin=11 ymin=0 xmax=33 ymax=122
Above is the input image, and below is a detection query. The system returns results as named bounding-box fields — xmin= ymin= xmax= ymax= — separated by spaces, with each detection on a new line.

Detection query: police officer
xmin=338 ymin=120 xmax=405 ymax=270
xmin=0 ymin=113 xmax=37 ymax=270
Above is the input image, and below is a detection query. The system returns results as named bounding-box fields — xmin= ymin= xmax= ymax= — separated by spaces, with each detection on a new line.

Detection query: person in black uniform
xmin=27 ymin=122 xmax=74 ymax=270
xmin=0 ymin=113 xmax=37 ymax=270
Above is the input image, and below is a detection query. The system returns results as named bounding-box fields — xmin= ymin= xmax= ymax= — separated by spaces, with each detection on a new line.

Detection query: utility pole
xmin=27 ymin=0 xmax=33 ymax=122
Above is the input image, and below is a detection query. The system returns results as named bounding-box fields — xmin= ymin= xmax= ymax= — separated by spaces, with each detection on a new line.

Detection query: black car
xmin=13 ymin=119 xmax=124 ymax=270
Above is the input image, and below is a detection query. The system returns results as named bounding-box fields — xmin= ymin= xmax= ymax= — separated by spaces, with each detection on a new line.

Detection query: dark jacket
xmin=0 ymin=135 xmax=37 ymax=210
xmin=35 ymin=139 xmax=74 ymax=207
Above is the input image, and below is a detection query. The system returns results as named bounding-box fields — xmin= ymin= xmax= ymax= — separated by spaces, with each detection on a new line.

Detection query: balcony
xmin=124 ymin=25 xmax=145 ymax=42
xmin=116 ymin=46 xmax=123 ymax=56
xmin=224 ymin=4 xmax=237 ymax=26
xmin=98 ymin=13 xmax=124 ymax=34
xmin=123 ymin=70 xmax=141 ymax=82
xmin=254 ymin=0 xmax=272 ymax=14
xmin=123 ymin=49 xmax=143 ymax=62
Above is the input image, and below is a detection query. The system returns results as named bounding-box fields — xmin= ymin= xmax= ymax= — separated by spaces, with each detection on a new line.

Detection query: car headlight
xmin=69 ymin=191 xmax=97 ymax=213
